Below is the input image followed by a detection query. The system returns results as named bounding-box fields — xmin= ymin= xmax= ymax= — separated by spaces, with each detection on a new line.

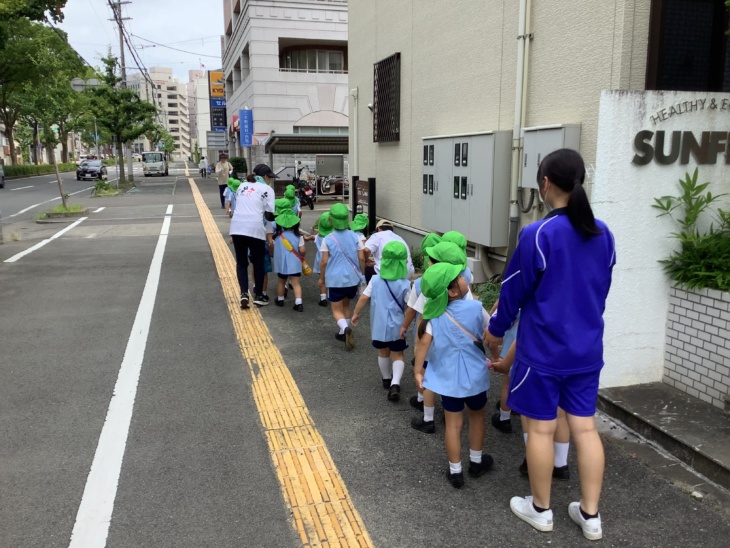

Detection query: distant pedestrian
xmin=415 ymin=261 xmax=495 ymax=489
xmin=215 ymin=153 xmax=233 ymax=208
xmin=483 ymin=148 xmax=615 ymax=540
xmin=351 ymin=241 xmax=410 ymax=402
xmin=198 ymin=156 xmax=208 ymax=178
xmin=320 ymin=204 xmax=365 ymax=350
xmin=230 ymin=165 xmax=276 ymax=309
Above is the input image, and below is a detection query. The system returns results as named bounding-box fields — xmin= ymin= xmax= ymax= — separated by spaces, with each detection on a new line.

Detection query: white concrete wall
xmin=593 ymin=90 xmax=730 ymax=388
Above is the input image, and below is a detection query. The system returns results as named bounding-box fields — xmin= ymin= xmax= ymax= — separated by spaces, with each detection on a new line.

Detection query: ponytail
xmin=538 ymin=148 xmax=601 ymax=238
xmin=417 ymin=317 xmax=430 ymax=339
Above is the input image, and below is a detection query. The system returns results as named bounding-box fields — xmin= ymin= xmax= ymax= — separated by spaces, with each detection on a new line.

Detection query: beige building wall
xmin=348 ymin=0 xmax=651 ymax=245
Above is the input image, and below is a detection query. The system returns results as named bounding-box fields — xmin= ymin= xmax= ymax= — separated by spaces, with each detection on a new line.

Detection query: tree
xmin=161 ymin=132 xmax=175 ymax=160
xmin=0 ymin=1 xmax=67 ymax=50
xmin=88 ymin=54 xmax=156 ymax=183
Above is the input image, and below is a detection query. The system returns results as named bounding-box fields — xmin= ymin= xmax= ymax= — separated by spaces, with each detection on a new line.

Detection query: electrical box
xmin=316 ymin=154 xmax=344 ymax=177
xmin=521 ymin=124 xmax=581 ymax=189
xmin=421 ymin=131 xmax=512 ymax=247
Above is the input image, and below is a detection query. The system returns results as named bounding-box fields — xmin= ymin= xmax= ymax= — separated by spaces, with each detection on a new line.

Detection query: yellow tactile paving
xmin=189 ymin=179 xmax=374 ymax=548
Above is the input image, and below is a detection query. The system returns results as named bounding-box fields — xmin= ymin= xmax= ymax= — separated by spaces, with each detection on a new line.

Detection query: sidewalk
xmin=598 ymin=382 xmax=730 ymax=492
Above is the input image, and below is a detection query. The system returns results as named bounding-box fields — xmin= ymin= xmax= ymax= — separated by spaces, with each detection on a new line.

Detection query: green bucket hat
xmin=442 ymin=231 xmax=467 ymax=251
xmin=286 ymin=184 xmax=296 ymax=192
xmin=316 ymin=212 xmax=333 ymax=237
xmin=380 ymin=240 xmax=408 ymax=281
xmin=349 ymin=213 xmax=369 ymax=232
xmin=275 ymin=209 xmax=300 ymax=229
xmin=275 ymin=197 xmax=292 ymax=216
xmin=329 ymin=203 xmax=350 ymax=230
xmin=420 ymin=232 xmax=442 ymax=257
xmin=227 ymin=177 xmax=241 ymax=193
xmin=425 ymin=241 xmax=466 ymax=269
xmin=421 ymin=262 xmax=464 ymax=319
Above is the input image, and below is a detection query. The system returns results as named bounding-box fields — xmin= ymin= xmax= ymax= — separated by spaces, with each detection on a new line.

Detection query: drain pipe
xmin=505 ymin=0 xmax=532 ymax=269
xmin=350 ymin=87 xmax=359 ymax=215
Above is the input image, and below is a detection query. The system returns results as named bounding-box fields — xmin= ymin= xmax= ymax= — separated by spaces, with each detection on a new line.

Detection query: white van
xmin=142 ymin=151 xmax=168 ymax=177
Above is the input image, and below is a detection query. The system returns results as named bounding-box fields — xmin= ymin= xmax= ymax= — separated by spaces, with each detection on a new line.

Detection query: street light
xmin=70 ymin=78 xmax=101 ymax=160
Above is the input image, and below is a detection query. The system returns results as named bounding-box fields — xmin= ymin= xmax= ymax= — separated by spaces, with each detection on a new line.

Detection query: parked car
xmin=0 ymin=163 xmax=5 ymax=189
xmin=76 ymin=159 xmax=107 ymax=181
xmin=132 ymin=153 xmax=142 ymax=161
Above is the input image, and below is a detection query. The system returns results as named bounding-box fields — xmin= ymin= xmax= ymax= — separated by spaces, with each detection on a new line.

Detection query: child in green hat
xmin=415 ymin=262 xmax=495 ymax=489
xmin=273 ymin=209 xmax=307 ymax=312
xmin=320 ymin=203 xmax=365 ymax=350
xmin=224 ymin=177 xmax=242 ymax=218
xmin=349 ymin=213 xmax=370 ymax=249
xmin=284 ymin=185 xmax=301 ymax=218
xmin=312 ymin=212 xmax=333 ymax=306
xmin=352 ymin=240 xmax=411 ymax=401
xmin=441 ymin=230 xmax=474 ymax=287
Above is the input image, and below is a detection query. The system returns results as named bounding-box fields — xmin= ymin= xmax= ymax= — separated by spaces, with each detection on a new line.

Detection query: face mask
xmin=538 ymin=180 xmax=553 ymax=212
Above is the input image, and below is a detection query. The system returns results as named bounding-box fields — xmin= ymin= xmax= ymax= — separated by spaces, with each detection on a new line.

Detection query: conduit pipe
xmin=350 ymin=87 xmax=359 ymax=215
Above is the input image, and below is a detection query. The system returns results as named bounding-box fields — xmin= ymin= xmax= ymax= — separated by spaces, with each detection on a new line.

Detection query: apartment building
xmin=128 ymin=67 xmax=192 ymax=160
xmin=348 ymin=0 xmax=730 ymax=402
xmin=221 ymin=0 xmax=349 ymax=169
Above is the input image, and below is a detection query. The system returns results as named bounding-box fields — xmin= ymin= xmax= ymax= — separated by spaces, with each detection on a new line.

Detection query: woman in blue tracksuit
xmin=484 ymin=148 xmax=616 ymax=540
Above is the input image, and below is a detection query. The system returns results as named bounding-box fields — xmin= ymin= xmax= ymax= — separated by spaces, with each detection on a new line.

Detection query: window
xmin=293 ymin=126 xmax=348 ymax=135
xmin=373 ymin=52 xmax=401 ymax=142
xmin=646 ymin=0 xmax=730 ymax=91
xmin=168 ymin=102 xmax=178 ymax=107
xmin=279 ymin=48 xmax=348 ymax=73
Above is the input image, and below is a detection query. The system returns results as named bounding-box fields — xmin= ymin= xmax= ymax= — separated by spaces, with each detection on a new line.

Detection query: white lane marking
xmin=11 ymin=186 xmax=33 ymax=191
xmin=5 ymin=187 xmax=94 ymax=218
xmin=93 ymin=207 xmax=105 ymax=213
xmin=160 ymin=216 xmax=171 ymax=235
xmin=68 ymin=207 xmax=172 ymax=548
xmin=4 ymin=217 xmax=88 ymax=263
xmin=165 ymin=205 xmax=173 ymax=215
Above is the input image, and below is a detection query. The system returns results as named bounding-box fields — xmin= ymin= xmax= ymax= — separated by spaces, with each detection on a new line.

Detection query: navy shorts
xmin=328 ymin=286 xmax=358 ymax=302
xmin=506 ymin=359 xmax=602 ymax=420
xmin=372 ymin=339 xmax=408 ymax=352
xmin=278 ymin=273 xmax=302 ymax=280
xmin=263 ymin=252 xmax=272 ymax=274
xmin=441 ymin=391 xmax=487 ymax=413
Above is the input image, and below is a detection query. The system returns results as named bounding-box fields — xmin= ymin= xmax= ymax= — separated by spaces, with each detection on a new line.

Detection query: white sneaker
xmin=568 ymin=502 xmax=602 ymax=540
xmin=510 ymin=496 xmax=553 ymax=532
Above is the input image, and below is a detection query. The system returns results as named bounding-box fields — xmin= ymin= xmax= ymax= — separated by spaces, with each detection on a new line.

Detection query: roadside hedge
xmin=3 ymin=163 xmax=77 ymax=177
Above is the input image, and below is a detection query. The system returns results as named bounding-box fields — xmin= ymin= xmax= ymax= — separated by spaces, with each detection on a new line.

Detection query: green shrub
xmin=229 ymin=156 xmax=247 ymax=179
xmin=473 ymin=279 xmax=501 ymax=311
xmin=411 ymin=246 xmax=424 ymax=272
xmin=652 ymin=168 xmax=730 ymax=291
xmin=4 ymin=163 xmax=76 ymax=177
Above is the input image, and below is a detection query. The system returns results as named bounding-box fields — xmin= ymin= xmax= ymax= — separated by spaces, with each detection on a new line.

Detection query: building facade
xmin=348 ymin=1 xmax=730 ymax=401
xmin=128 ymin=67 xmax=192 ymax=160
xmin=222 ymin=0 xmax=349 ymax=170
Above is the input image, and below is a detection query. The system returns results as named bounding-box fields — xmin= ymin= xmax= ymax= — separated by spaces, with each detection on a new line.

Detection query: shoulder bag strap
xmin=384 ymin=280 xmax=405 ymax=313
xmin=329 ymin=234 xmax=363 ymax=280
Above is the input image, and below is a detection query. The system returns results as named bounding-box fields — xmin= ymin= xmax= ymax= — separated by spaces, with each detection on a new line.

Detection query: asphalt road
xmin=1 ymin=163 xmax=728 ymax=547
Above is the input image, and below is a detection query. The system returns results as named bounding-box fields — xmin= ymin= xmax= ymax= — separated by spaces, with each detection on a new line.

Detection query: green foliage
xmin=229 ymin=156 xmax=248 ymax=178
xmin=473 ymin=280 xmax=502 ymax=312
xmin=652 ymin=168 xmax=730 ymax=291
xmin=411 ymin=246 xmax=424 ymax=272
xmin=192 ymin=141 xmax=201 ymax=164
xmin=4 ymin=163 xmax=76 ymax=177
xmin=48 ymin=202 xmax=85 ymax=214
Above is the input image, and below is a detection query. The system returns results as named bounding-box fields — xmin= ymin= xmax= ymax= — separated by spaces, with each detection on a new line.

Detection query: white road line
xmin=11 ymin=185 xmax=33 ymax=191
xmin=4 ymin=217 xmax=88 ymax=263
xmin=68 ymin=208 xmax=172 ymax=548
xmin=5 ymin=187 xmax=94 ymax=218
xmin=93 ymin=207 xmax=105 ymax=213
xmin=165 ymin=205 xmax=173 ymax=215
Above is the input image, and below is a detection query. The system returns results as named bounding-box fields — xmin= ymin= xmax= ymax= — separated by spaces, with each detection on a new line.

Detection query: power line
xmin=130 ymin=34 xmax=221 ymax=59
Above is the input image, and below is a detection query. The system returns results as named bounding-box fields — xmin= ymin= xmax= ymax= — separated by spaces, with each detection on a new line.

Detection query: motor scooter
xmin=293 ymin=163 xmax=315 ymax=210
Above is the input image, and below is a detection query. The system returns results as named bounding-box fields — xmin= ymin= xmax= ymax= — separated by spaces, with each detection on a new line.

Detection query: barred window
xmin=373 ymin=52 xmax=401 ymax=142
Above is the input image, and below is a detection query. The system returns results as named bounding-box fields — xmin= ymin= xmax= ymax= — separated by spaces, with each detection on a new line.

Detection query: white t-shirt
xmin=364 ymin=230 xmax=414 ymax=277
xmin=229 ymin=181 xmax=275 ymax=240
xmin=362 ymin=279 xmax=373 ymax=297
xmin=425 ymin=307 xmax=490 ymax=335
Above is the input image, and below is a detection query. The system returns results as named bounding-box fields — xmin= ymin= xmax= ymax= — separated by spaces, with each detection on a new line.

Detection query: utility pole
xmin=110 ymin=0 xmax=134 ymax=183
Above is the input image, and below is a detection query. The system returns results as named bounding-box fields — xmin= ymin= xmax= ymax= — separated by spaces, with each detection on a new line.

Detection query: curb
xmin=597 ymin=391 xmax=730 ymax=491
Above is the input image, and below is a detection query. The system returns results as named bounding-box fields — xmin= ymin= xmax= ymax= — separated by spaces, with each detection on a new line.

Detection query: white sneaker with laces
xmin=510 ymin=496 xmax=553 ymax=532
xmin=568 ymin=502 xmax=602 ymax=540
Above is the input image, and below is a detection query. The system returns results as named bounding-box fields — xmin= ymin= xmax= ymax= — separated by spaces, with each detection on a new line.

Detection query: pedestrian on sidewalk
xmin=320 ymin=203 xmax=365 ymax=350
xmin=363 ymin=220 xmax=415 ymax=283
xmin=215 ymin=153 xmax=233 ymax=209
xmin=224 ymin=177 xmax=241 ymax=218
xmin=198 ymin=156 xmax=208 ymax=178
xmin=230 ymin=165 xmax=276 ymax=309
xmin=351 ymin=241 xmax=410 ymax=402
xmin=273 ymin=209 xmax=307 ymax=312
xmin=349 ymin=213 xmax=370 ymax=248
xmin=441 ymin=230 xmax=474 ymax=289
xmin=415 ymin=261 xmax=495 ymax=489
xmin=483 ymin=148 xmax=616 ymax=540
xmin=311 ymin=213 xmax=332 ymax=307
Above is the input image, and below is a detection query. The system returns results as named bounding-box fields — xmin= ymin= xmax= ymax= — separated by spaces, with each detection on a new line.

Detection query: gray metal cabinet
xmin=521 ymin=125 xmax=581 ymax=189
xmin=421 ymin=131 xmax=511 ymax=247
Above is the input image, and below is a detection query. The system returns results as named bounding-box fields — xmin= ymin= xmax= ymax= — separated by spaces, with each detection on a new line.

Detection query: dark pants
xmin=218 ymin=184 xmax=227 ymax=208
xmin=200 ymin=168 xmax=207 ymax=178
xmin=365 ymin=265 xmax=376 ymax=284
xmin=232 ymin=235 xmax=266 ymax=296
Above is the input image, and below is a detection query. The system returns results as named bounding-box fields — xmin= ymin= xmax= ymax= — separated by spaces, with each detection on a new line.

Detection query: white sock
xmin=523 ymin=433 xmax=528 ymax=444
xmin=277 ymin=296 xmax=284 ymax=301
xmin=391 ymin=360 xmax=405 ymax=385
xmin=554 ymin=442 xmax=569 ymax=468
xmin=377 ymin=357 xmax=391 ymax=379
xmin=295 ymin=297 xmax=302 ymax=305
xmin=320 ymin=293 xmax=327 ymax=300
xmin=449 ymin=461 xmax=462 ymax=474
xmin=417 ymin=392 xmax=424 ymax=403
xmin=469 ymin=449 xmax=482 ymax=464
xmin=423 ymin=406 xmax=435 ymax=422
xmin=500 ymin=409 xmax=511 ymax=421
xmin=337 ymin=319 xmax=348 ymax=334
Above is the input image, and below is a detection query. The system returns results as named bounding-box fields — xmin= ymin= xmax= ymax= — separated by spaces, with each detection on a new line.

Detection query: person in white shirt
xmin=230 ymin=163 xmax=277 ymax=309
xmin=198 ymin=156 xmax=208 ymax=178
xmin=363 ymin=219 xmax=415 ymax=283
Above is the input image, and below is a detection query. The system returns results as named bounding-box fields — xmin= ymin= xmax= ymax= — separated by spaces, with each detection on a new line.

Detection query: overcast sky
xmin=59 ymin=0 xmax=224 ymax=82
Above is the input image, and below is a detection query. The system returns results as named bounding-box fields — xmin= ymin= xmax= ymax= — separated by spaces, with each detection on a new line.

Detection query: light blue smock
xmin=369 ymin=275 xmax=410 ymax=342
xmin=312 ymin=235 xmax=323 ymax=274
xmin=324 ymin=230 xmax=363 ymax=288
xmin=274 ymin=230 xmax=303 ymax=276
xmin=412 ymin=277 xmax=423 ymax=340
